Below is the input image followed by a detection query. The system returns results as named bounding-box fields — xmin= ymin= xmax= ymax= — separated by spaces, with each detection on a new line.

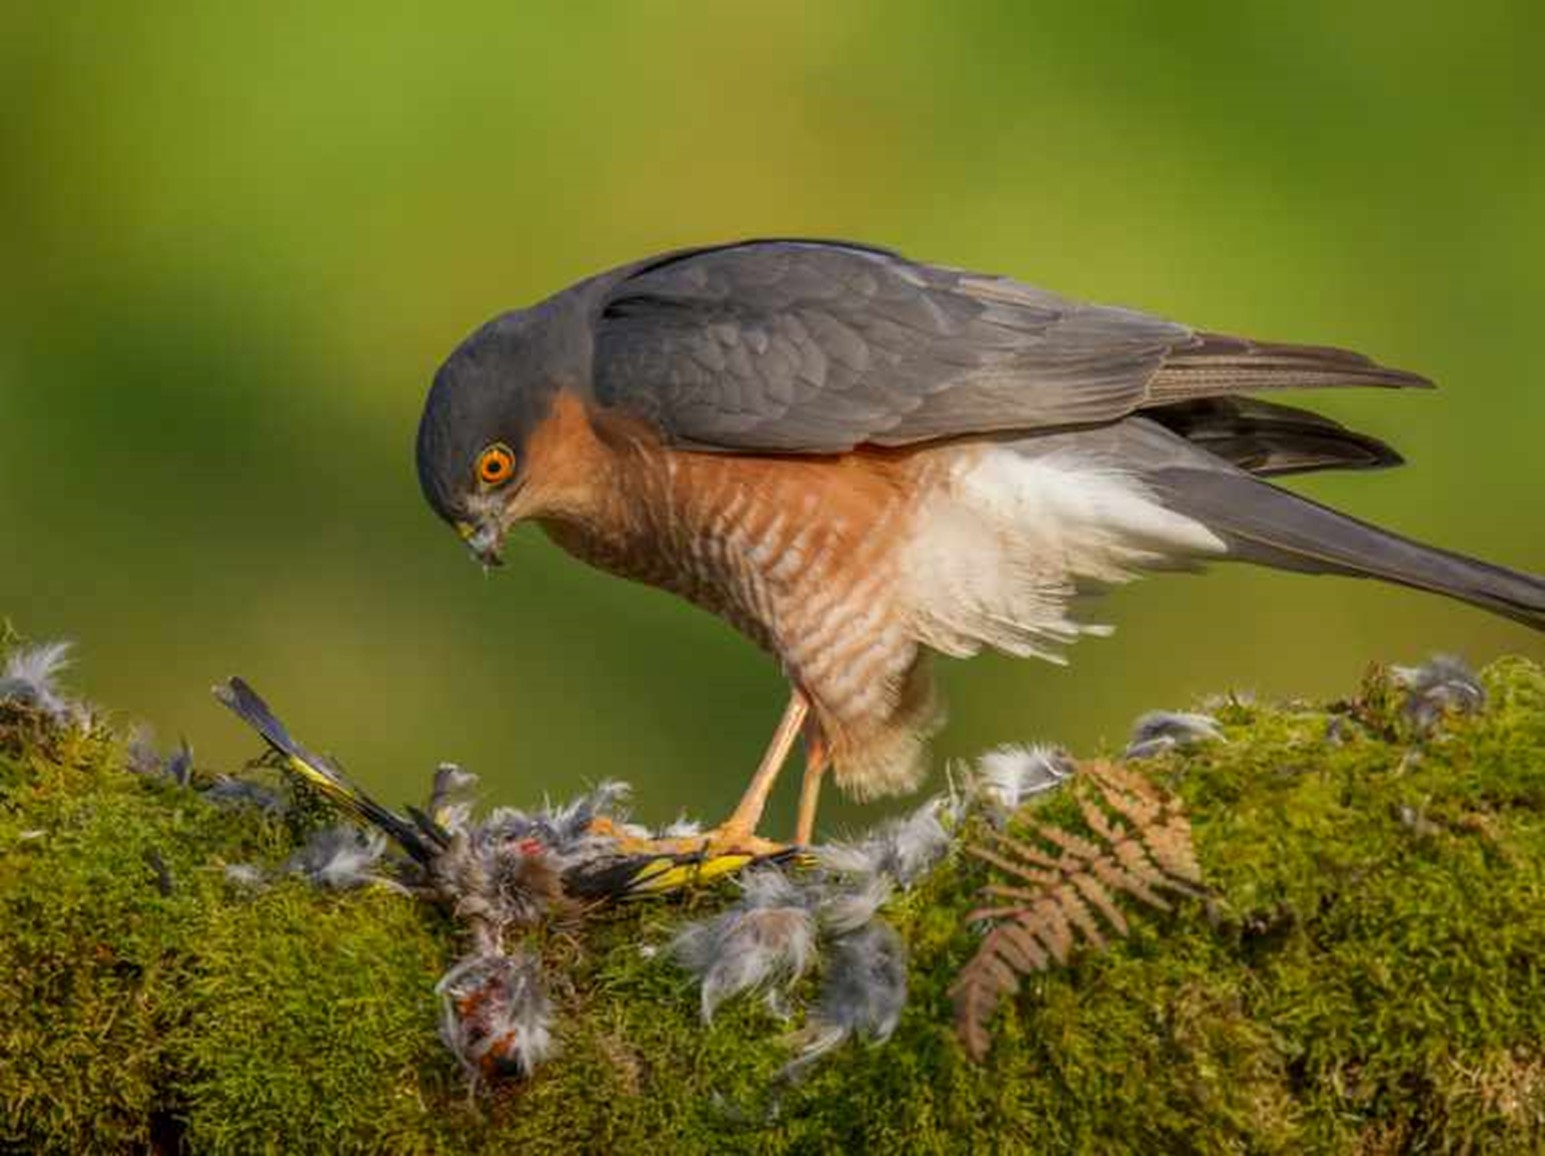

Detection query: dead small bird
xmin=212 ymin=677 xmax=794 ymax=912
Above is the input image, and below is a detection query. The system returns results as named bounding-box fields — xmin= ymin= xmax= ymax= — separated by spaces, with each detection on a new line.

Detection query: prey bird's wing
xmin=591 ymin=240 xmax=1430 ymax=454
xmin=214 ymin=677 xmax=439 ymax=863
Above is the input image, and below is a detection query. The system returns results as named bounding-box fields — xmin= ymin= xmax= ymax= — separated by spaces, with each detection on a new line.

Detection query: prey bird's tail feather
xmin=1150 ymin=466 xmax=1545 ymax=630
xmin=214 ymin=677 xmax=440 ymax=862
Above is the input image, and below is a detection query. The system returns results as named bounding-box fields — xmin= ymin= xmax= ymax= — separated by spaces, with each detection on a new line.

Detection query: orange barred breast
xmin=515 ymin=393 xmax=948 ymax=795
xmin=521 ymin=397 xmax=936 ymax=756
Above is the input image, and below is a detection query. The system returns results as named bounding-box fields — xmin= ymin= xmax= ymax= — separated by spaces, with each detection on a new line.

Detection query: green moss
xmin=2 ymin=658 xmax=1544 ymax=1153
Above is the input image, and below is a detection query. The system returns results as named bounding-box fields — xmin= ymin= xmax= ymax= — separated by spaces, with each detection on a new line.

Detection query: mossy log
xmin=2 ymin=659 xmax=1544 ymax=1154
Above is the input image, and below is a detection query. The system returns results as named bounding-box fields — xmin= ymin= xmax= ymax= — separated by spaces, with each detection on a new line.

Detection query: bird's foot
xmin=579 ymin=817 xmax=797 ymax=898
xmin=691 ymin=822 xmax=790 ymax=859
xmin=590 ymin=815 xmax=790 ymax=859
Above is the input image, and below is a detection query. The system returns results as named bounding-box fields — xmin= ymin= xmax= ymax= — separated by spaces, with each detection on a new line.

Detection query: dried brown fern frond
xmin=950 ymin=760 xmax=1203 ymax=1061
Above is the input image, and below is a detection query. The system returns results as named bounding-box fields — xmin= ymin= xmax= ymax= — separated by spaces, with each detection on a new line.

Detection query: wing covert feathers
xmin=591 ymin=240 xmax=1433 ymax=455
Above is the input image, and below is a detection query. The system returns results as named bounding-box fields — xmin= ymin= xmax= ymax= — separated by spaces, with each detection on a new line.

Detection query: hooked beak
xmin=456 ymin=519 xmax=506 ymax=568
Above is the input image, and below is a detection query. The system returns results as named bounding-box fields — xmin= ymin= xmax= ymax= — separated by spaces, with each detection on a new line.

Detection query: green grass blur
xmin=2 ymin=2 xmax=1541 ymax=834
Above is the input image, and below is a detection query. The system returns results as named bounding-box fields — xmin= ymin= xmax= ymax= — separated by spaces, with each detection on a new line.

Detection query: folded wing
xmin=591 ymin=239 xmax=1430 ymax=455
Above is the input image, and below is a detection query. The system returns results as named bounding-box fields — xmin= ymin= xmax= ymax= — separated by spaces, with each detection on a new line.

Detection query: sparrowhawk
xmin=415 ymin=239 xmax=1544 ymax=852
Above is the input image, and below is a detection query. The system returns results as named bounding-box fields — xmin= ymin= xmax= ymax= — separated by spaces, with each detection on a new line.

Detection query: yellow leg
xmin=708 ymin=689 xmax=808 ymax=853
xmin=595 ymin=689 xmax=811 ymax=868
xmin=793 ymin=725 xmax=829 ymax=847
xmin=595 ymin=691 xmax=817 ymax=897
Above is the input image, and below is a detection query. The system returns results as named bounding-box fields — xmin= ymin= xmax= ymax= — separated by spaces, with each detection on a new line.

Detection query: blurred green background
xmin=3 ymin=2 xmax=1541 ymax=835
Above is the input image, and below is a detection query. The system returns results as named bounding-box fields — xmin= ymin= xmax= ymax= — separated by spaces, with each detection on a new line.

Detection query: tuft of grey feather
xmin=1391 ymin=654 xmax=1486 ymax=732
xmin=202 ymin=775 xmax=286 ymax=814
xmin=0 ymin=641 xmax=78 ymax=722
xmin=436 ymin=948 xmax=555 ymax=1080
xmin=785 ymin=921 xmax=909 ymax=1074
xmin=126 ymin=730 xmax=196 ymax=787
xmin=816 ymin=795 xmax=957 ymax=886
xmin=1125 ymin=711 xmax=1225 ymax=759
xmin=126 ymin=726 xmax=163 ymax=777
xmin=287 ymin=826 xmax=400 ymax=891
xmin=538 ymin=778 xmax=641 ymax=848
xmin=427 ymin=763 xmax=480 ymax=834
xmin=164 ymin=739 xmax=195 ymax=787
xmin=973 ymin=744 xmax=1076 ymax=815
xmin=671 ymin=868 xmax=818 ymax=1022
xmin=658 ymin=814 xmax=704 ymax=839
xmin=818 ymin=874 xmax=894 ymax=936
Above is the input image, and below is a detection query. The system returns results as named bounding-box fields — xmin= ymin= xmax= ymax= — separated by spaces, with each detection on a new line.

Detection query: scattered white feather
xmin=658 ymin=814 xmax=704 ymax=839
xmin=126 ymin=725 xmax=162 ymax=777
xmin=223 ymin=863 xmax=268 ymax=888
xmin=287 ymin=826 xmax=398 ymax=891
xmin=0 ymin=641 xmax=77 ymax=721
xmin=428 ymin=762 xmax=479 ymax=833
xmin=974 ymin=744 xmax=1076 ymax=813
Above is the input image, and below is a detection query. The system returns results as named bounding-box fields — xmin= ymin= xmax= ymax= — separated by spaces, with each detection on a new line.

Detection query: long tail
xmin=1148 ymin=464 xmax=1545 ymax=630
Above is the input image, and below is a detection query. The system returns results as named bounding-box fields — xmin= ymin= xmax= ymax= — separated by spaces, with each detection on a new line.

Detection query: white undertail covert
xmin=901 ymin=444 xmax=1227 ymax=663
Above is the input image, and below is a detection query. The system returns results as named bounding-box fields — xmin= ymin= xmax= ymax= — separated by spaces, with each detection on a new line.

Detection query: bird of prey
xmin=416 ymin=239 xmax=1544 ymax=853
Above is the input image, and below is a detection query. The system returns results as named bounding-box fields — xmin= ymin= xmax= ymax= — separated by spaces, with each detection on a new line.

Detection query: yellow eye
xmin=475 ymin=443 xmax=516 ymax=486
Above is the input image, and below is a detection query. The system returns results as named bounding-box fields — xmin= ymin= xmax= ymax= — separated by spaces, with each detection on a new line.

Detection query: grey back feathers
xmin=589 ymin=239 xmax=1430 ymax=454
